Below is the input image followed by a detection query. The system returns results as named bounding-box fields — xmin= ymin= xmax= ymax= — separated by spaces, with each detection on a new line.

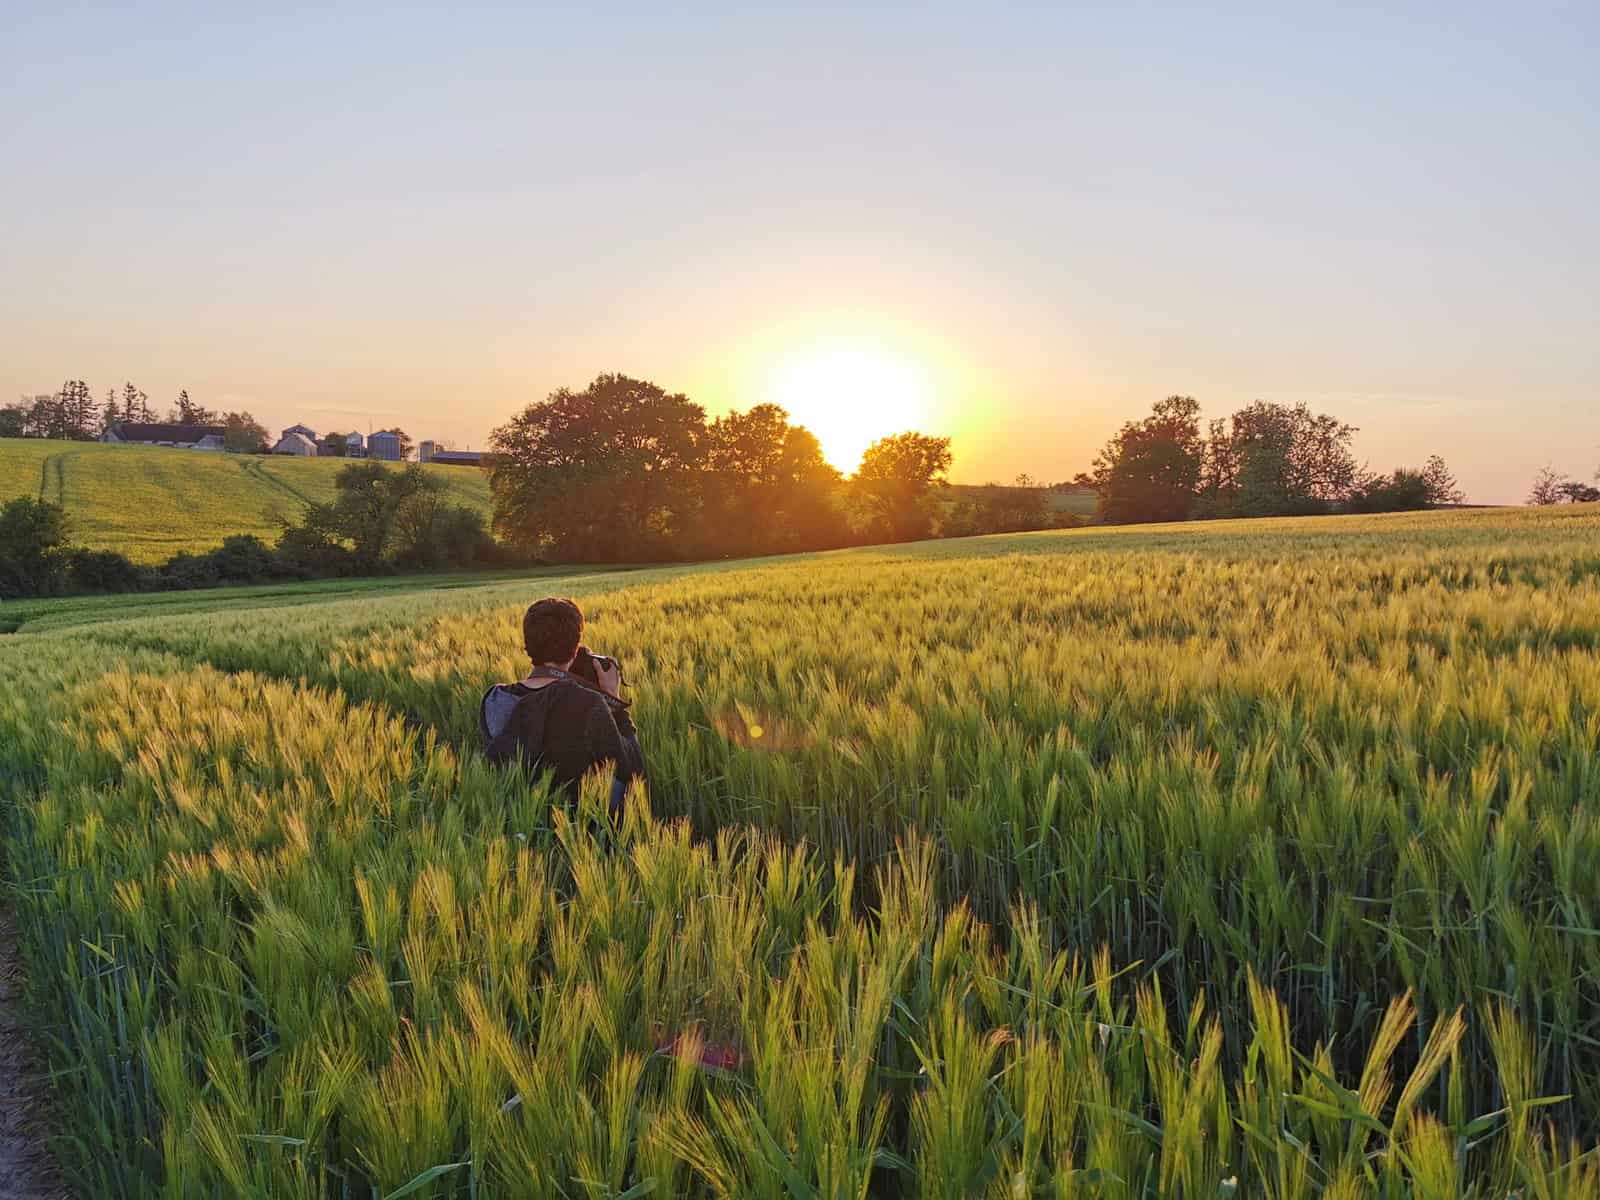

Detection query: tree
xmin=0 ymin=497 xmax=70 ymax=598
xmin=172 ymin=389 xmax=219 ymax=425
xmin=0 ymin=401 xmax=31 ymax=438
xmin=1421 ymin=455 xmax=1465 ymax=506
xmin=101 ymin=388 xmax=119 ymax=435
xmin=1198 ymin=401 xmax=1360 ymax=518
xmin=853 ymin=431 xmax=953 ymax=542
xmin=768 ymin=425 xmax=851 ymax=551
xmin=222 ymin=411 xmax=270 ymax=454
xmin=1527 ymin=467 xmax=1568 ymax=506
xmin=276 ymin=461 xmax=488 ymax=574
xmin=15 ymin=381 xmax=99 ymax=441
xmin=60 ymin=380 xmax=97 ymax=439
xmin=696 ymin=404 xmax=848 ymax=556
xmin=1557 ymin=481 xmax=1600 ymax=504
xmin=120 ymin=382 xmax=152 ymax=424
xmin=1087 ymin=395 xmax=1204 ymax=525
xmin=391 ymin=482 xmax=494 ymax=569
xmin=326 ymin=461 xmax=437 ymax=571
xmin=489 ymin=374 xmax=707 ymax=562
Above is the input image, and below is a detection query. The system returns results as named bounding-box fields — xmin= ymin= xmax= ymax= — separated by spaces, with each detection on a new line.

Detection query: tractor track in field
xmin=34 ymin=455 xmax=55 ymax=504
xmin=0 ymin=910 xmax=68 ymax=1198
xmin=237 ymin=457 xmax=317 ymax=510
xmin=35 ymin=452 xmax=76 ymax=508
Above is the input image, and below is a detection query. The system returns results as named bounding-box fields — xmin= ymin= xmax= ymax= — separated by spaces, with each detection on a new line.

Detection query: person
xmin=479 ymin=597 xmax=644 ymax=813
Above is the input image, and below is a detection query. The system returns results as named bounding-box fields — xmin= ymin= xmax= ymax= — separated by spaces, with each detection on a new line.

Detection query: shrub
xmin=156 ymin=551 xmax=221 ymax=590
xmin=274 ymin=524 xmax=357 ymax=578
xmin=0 ymin=497 xmax=69 ymax=598
xmin=63 ymin=548 xmax=146 ymax=593
xmin=207 ymin=534 xmax=282 ymax=583
xmin=1350 ymin=469 xmax=1435 ymax=513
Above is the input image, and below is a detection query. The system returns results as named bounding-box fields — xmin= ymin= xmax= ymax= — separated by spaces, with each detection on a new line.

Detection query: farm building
xmin=368 ymin=430 xmax=403 ymax=461
xmin=422 ymin=447 xmax=484 ymax=468
xmin=344 ymin=432 xmax=366 ymax=458
xmin=282 ymin=423 xmax=318 ymax=442
xmin=101 ymin=422 xmax=226 ymax=451
xmin=271 ymin=431 xmax=318 ymax=456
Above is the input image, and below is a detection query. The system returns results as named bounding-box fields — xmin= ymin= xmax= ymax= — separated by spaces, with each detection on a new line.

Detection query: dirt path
xmin=0 ymin=912 xmax=67 ymax=1198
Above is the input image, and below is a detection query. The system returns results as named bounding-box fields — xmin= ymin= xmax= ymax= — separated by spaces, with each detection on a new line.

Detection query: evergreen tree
xmin=171 ymin=389 xmax=219 ymax=424
xmin=64 ymin=379 xmax=96 ymax=438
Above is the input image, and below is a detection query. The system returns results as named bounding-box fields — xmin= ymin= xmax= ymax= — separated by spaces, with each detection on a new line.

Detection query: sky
xmin=3 ymin=2 xmax=1596 ymax=502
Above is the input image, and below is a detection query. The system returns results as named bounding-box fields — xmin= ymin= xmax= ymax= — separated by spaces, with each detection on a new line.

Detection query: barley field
xmin=1 ymin=506 xmax=1598 ymax=1197
xmin=0 ymin=439 xmax=492 ymax=563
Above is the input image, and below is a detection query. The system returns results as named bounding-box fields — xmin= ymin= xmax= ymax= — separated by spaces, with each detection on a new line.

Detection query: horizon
xmin=4 ymin=4 xmax=1597 ymax=503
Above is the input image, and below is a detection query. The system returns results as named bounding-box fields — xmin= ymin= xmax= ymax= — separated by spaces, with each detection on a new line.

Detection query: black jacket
xmin=480 ymin=674 xmax=644 ymax=807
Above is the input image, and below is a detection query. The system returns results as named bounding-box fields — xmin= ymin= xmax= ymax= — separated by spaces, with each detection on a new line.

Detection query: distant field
xmin=0 ymin=564 xmax=654 ymax=635
xmin=947 ymin=481 xmax=1099 ymax=517
xmin=0 ymin=437 xmax=492 ymax=563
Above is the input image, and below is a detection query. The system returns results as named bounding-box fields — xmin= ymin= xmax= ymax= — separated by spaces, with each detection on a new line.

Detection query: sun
xmin=764 ymin=342 xmax=935 ymax=473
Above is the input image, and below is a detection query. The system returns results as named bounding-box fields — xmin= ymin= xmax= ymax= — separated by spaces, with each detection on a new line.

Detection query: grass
xmin=1 ymin=505 xmax=1598 ymax=1196
xmin=0 ymin=438 xmax=491 ymax=563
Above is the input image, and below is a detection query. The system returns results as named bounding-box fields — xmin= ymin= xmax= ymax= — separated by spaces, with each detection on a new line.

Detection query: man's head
xmin=523 ymin=597 xmax=584 ymax=667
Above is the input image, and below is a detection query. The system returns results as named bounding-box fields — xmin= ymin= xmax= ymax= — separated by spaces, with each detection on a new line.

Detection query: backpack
xmin=479 ymin=683 xmax=550 ymax=768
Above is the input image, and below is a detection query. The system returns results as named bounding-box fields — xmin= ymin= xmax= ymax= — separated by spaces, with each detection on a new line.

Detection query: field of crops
xmin=2 ymin=505 xmax=1598 ymax=1197
xmin=0 ymin=439 xmax=492 ymax=563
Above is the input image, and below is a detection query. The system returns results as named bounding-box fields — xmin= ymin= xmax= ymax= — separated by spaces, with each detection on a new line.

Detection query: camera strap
xmin=527 ymin=665 xmax=632 ymax=710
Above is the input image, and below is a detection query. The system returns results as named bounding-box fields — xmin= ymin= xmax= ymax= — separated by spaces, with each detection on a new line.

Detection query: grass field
xmin=2 ymin=506 xmax=1598 ymax=1196
xmin=0 ymin=438 xmax=492 ymax=563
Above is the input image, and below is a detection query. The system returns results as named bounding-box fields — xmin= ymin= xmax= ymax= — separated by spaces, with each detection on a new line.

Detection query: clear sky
xmin=3 ymin=3 xmax=1595 ymax=501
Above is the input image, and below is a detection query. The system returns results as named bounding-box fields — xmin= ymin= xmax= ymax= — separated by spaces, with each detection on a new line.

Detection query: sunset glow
xmin=763 ymin=342 xmax=936 ymax=473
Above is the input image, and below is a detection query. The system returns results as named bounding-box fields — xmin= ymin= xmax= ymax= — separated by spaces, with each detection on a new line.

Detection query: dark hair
xmin=523 ymin=597 xmax=583 ymax=666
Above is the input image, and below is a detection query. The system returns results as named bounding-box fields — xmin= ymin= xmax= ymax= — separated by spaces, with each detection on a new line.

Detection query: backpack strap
xmin=480 ymin=684 xmax=550 ymax=767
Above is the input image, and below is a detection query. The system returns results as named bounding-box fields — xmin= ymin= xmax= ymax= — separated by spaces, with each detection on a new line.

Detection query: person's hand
xmin=595 ymin=658 xmax=622 ymax=698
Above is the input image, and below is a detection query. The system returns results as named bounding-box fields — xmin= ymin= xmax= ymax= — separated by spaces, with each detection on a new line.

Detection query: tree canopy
xmin=489 ymin=374 xmax=707 ymax=562
xmin=853 ymin=431 xmax=953 ymax=542
xmin=1087 ymin=395 xmax=1205 ymax=525
xmin=222 ymin=411 xmax=270 ymax=454
xmin=1085 ymin=397 xmax=1462 ymax=524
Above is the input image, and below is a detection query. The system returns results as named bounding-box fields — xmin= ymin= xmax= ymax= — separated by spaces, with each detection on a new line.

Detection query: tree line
xmin=486 ymin=373 xmax=1079 ymax=563
xmin=1073 ymin=395 xmax=1467 ymax=524
xmin=1 ymin=381 xmax=273 ymax=452
xmin=1526 ymin=465 xmax=1600 ymax=506
xmin=0 ymin=462 xmax=502 ymax=600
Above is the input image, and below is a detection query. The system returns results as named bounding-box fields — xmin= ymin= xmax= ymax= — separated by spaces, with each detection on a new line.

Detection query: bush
xmin=274 ymin=525 xmax=357 ymax=579
xmin=1350 ymin=469 xmax=1434 ymax=513
xmin=156 ymin=551 xmax=221 ymax=590
xmin=207 ymin=535 xmax=282 ymax=583
xmin=63 ymin=548 xmax=146 ymax=593
xmin=0 ymin=497 xmax=70 ymax=598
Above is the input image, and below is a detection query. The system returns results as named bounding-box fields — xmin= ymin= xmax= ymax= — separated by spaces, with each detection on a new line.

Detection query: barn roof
xmin=112 ymin=422 xmax=225 ymax=443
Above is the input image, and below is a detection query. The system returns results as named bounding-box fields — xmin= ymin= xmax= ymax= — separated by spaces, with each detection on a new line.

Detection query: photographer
xmin=479 ymin=597 xmax=644 ymax=814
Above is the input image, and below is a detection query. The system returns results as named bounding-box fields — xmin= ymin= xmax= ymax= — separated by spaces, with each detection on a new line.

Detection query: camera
xmin=569 ymin=645 xmax=621 ymax=688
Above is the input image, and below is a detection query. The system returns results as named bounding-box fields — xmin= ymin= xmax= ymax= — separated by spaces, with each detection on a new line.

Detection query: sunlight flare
xmin=763 ymin=341 xmax=935 ymax=472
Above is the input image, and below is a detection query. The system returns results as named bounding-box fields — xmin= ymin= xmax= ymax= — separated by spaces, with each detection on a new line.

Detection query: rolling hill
xmin=0 ymin=438 xmax=492 ymax=563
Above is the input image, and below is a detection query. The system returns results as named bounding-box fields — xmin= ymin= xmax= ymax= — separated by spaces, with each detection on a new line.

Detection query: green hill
xmin=0 ymin=438 xmax=492 ymax=563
